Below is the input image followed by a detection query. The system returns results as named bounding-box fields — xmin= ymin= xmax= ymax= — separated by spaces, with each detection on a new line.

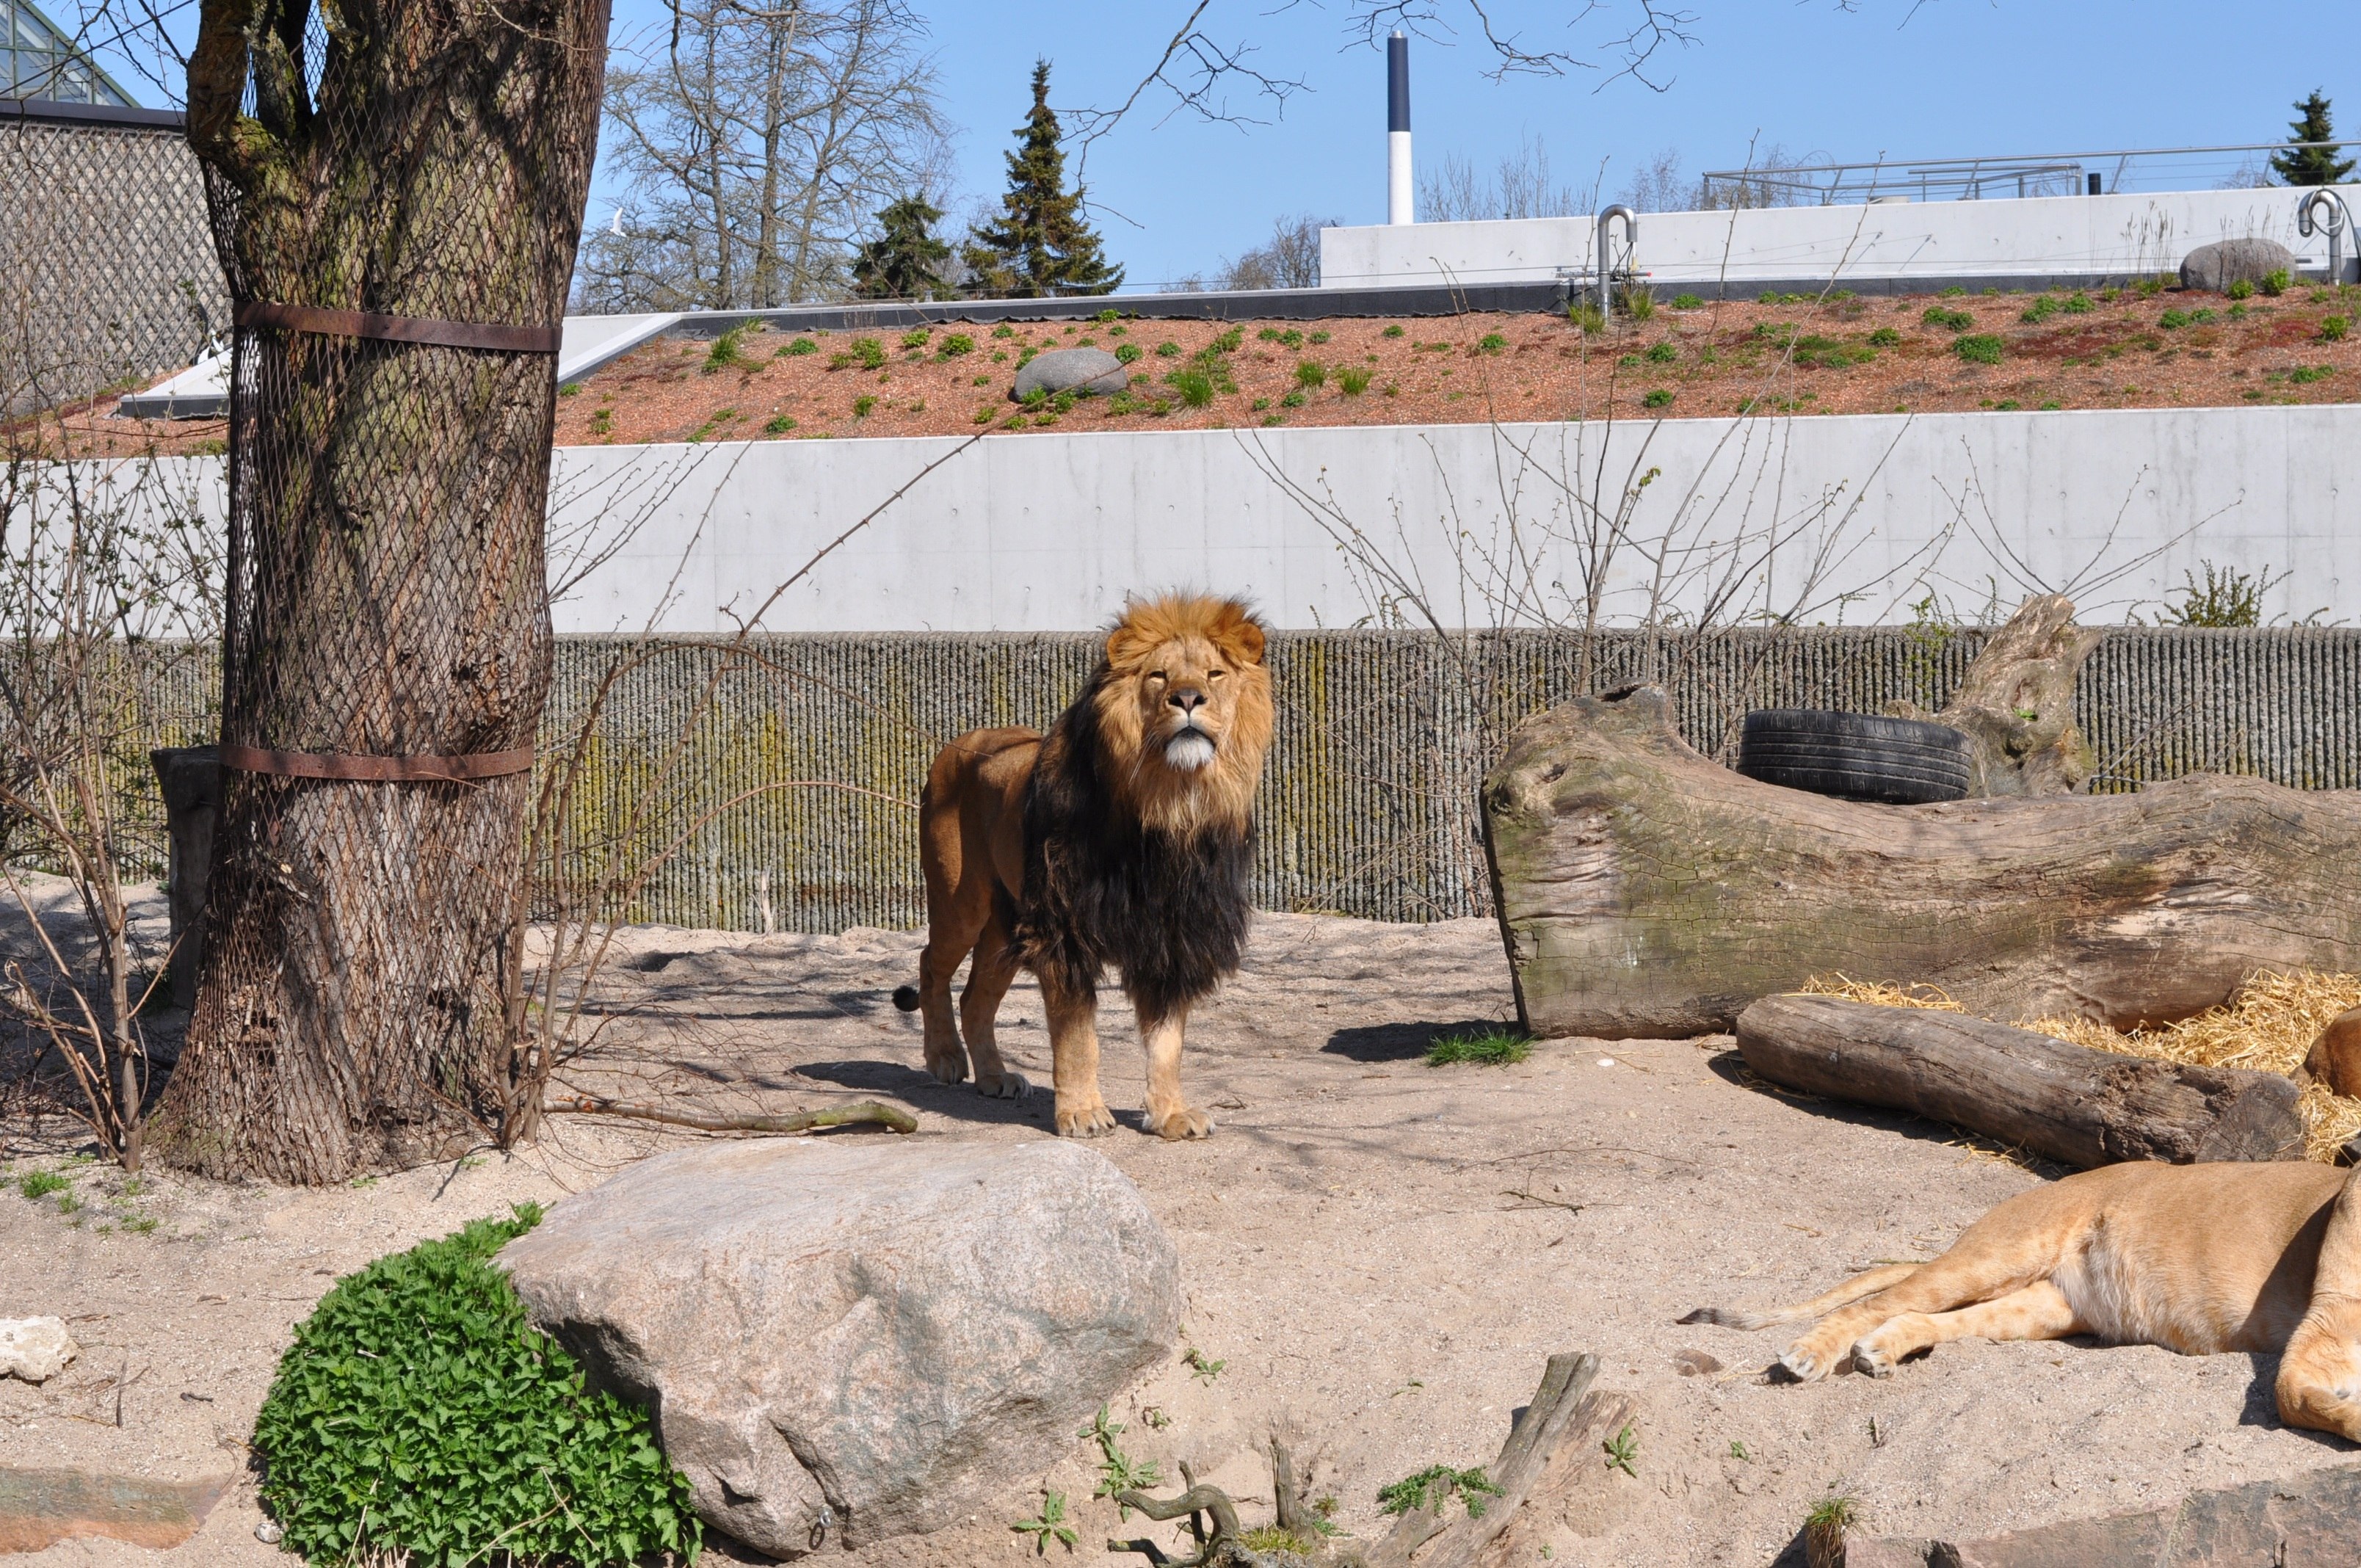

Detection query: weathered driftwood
xmin=1481 ymin=684 xmax=2361 ymax=1039
xmin=541 ymin=1096 xmax=916 ymax=1135
xmin=1736 ymin=995 xmax=2303 ymax=1167
xmin=1891 ymin=594 xmax=2100 ymax=797
xmin=1108 ymin=1353 xmax=1622 ymax=1568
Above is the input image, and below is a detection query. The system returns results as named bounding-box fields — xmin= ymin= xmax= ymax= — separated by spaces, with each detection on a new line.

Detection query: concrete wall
xmin=545 ymin=403 xmax=2361 ymax=635
xmin=1317 ymin=189 xmax=2357 ymax=291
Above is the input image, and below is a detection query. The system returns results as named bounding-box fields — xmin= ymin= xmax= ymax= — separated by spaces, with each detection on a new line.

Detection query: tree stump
xmin=1736 ymin=994 xmax=2303 ymax=1167
xmin=1481 ymin=685 xmax=2361 ymax=1039
xmin=1892 ymin=593 xmax=2100 ymax=796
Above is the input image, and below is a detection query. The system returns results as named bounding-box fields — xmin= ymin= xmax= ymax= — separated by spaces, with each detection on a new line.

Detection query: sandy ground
xmin=42 ymin=283 xmax=2361 ymax=460
xmin=5 ymin=884 xmax=2359 ymax=1566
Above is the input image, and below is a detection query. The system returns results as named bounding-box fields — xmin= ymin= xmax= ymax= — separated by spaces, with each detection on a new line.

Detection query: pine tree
xmin=2270 ymin=90 xmax=2355 ymax=187
xmin=962 ymin=60 xmax=1123 ymax=298
xmin=852 ymin=195 xmax=953 ymax=300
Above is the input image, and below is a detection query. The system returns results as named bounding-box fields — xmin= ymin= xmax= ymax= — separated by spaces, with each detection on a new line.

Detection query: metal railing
xmin=1699 ymin=142 xmax=2353 ymax=207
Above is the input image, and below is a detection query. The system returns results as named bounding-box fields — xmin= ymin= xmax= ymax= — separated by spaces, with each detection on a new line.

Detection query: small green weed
xmin=1728 ymin=1440 xmax=1750 ymax=1461
xmin=1939 ymin=285 xmax=1968 ymax=298
xmin=764 ymin=414 xmax=797 ymax=434
xmin=1425 ymin=1028 xmax=1532 ymax=1067
xmin=778 ymin=336 xmax=817 ymax=357
xmin=1953 ymin=334 xmax=2004 ymax=366
xmin=54 ymin=1191 xmax=81 ymax=1216
xmin=1805 ymin=1493 xmax=1858 ymax=1531
xmin=1167 ymin=369 xmax=1216 ymax=407
xmin=1310 ymin=330 xmax=1332 ymax=344
xmin=1921 ymin=306 xmax=1975 ymax=332
xmin=1184 ymin=1347 xmax=1226 ymax=1383
xmin=1377 ymin=1465 xmax=1501 ymax=1520
xmin=1568 ymin=302 xmax=1606 ymax=334
xmin=1643 ymin=388 xmax=1674 ymax=409
xmin=1670 ymin=293 xmax=1705 ymax=310
xmin=118 ymin=1214 xmax=159 ymax=1235
xmin=852 ymin=395 xmax=876 ymax=418
xmin=2321 ymin=315 xmax=2350 ymax=342
xmin=1603 ymin=1424 xmax=1639 ymax=1478
xmin=1258 ymin=327 xmax=1304 ymax=349
xmin=1155 ymin=341 xmax=1182 ymax=357
xmin=702 ymin=326 xmax=751 ymax=371
xmin=2135 ymin=276 xmax=2167 ymax=297
xmin=1622 ymin=286 xmax=1655 ymax=323
xmin=1011 ymin=1492 xmax=1077 ymax=1555
xmin=1337 ymin=365 xmax=1373 ymax=395
xmin=937 ymin=333 xmax=974 ymax=358
xmin=1383 ymin=323 xmax=1406 ymax=337
xmin=1081 ymin=1406 xmax=1161 ymax=1517
xmin=2263 ymin=268 xmax=2291 ymax=297
xmin=1096 ymin=307 xmax=1120 ymax=322
xmin=1210 ymin=327 xmax=1244 ymax=354
xmin=1645 ymin=341 xmax=1678 ymax=363
xmin=2227 ymin=278 xmax=2255 ymax=302
xmin=18 ymin=1171 xmax=67 ymax=1199
xmin=899 ymin=326 xmax=932 ymax=349
xmin=1295 ymin=360 xmax=1327 ymax=388
xmin=558 ymin=381 xmax=582 ymax=396
xmin=1473 ymin=332 xmax=1506 ymax=356
xmin=1116 ymin=342 xmax=1143 ymax=363
xmin=1868 ymin=327 xmax=1901 ymax=347
xmin=1280 ymin=390 xmax=1306 ymax=408
xmin=2291 ymin=365 xmax=2337 ymax=385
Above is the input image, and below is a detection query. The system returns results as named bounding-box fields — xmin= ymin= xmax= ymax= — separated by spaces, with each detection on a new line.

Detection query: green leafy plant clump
xmin=1642 ymin=388 xmax=1675 ymax=410
xmin=1921 ymin=306 xmax=1975 ymax=333
xmin=1425 ymin=1028 xmax=1532 ymax=1067
xmin=2322 ymin=315 xmax=2351 ymax=343
xmin=1669 ymin=293 xmax=1705 ymax=310
xmin=18 ymin=1169 xmax=69 ymax=1199
xmin=253 ymin=1207 xmax=701 ymax=1568
xmin=1377 ymin=1464 xmax=1502 ymax=1520
xmin=1952 ymin=333 xmax=2005 ymax=366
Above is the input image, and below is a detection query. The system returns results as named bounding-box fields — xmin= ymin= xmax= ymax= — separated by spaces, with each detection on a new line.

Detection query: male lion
xmin=1680 ymin=1159 xmax=2361 ymax=1442
xmin=891 ymin=595 xmax=1273 ymax=1140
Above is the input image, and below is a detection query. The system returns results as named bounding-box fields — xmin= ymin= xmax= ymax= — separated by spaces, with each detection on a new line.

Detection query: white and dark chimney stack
xmin=1386 ymin=30 xmax=1412 ymax=225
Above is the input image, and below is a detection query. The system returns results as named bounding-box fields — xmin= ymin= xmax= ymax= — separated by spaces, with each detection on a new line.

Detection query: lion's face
xmin=1092 ymin=596 xmax=1274 ymax=838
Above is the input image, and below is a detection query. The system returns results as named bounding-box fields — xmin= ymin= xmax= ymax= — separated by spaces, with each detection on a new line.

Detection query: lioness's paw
xmin=976 ymin=1070 xmax=1031 ymax=1100
xmin=1850 ymin=1340 xmax=1895 ymax=1379
xmin=925 ymin=1050 xmax=970 ymax=1086
xmin=1056 ymin=1099 xmax=1117 ymax=1138
xmin=1145 ymin=1105 xmax=1214 ymax=1141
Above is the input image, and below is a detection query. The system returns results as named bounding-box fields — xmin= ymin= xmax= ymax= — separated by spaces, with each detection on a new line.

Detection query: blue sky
xmin=874 ymin=0 xmax=2361 ymax=290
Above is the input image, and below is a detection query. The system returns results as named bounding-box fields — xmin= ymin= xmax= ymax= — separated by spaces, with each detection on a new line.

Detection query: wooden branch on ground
xmin=1736 ymin=994 xmax=2302 ymax=1167
xmin=1482 ymin=683 xmax=2361 ymax=1038
xmin=541 ymin=1097 xmax=916 ymax=1135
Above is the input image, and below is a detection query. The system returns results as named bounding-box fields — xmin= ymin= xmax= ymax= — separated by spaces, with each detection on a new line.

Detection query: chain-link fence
xmin=0 ymin=101 xmax=225 ymax=413
xmin=98 ymin=625 xmax=2361 ymax=932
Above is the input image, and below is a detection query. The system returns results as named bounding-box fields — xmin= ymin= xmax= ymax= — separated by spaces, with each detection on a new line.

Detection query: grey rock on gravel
xmin=1012 ymin=346 xmax=1130 ymax=400
xmin=500 ymin=1136 xmax=1180 ymax=1559
xmin=0 ymin=1317 xmax=76 ymax=1382
xmin=2177 ymin=237 xmax=2296 ymax=294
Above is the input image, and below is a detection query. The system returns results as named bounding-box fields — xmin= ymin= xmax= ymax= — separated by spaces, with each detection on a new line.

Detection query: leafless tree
xmin=1418 ymin=132 xmax=1590 ymax=223
xmin=1619 ymin=146 xmax=1697 ymax=213
xmin=575 ymin=0 xmax=950 ymax=311
xmin=1210 ymin=214 xmax=1335 ymax=290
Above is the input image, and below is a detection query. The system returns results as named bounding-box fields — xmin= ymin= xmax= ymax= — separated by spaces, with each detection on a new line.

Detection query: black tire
xmin=1736 ymin=709 xmax=1972 ymax=805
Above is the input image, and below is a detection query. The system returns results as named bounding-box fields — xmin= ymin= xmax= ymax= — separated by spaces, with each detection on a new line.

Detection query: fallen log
xmin=1481 ymin=684 xmax=2361 ymax=1038
xmin=1736 ymin=994 xmax=2302 ymax=1167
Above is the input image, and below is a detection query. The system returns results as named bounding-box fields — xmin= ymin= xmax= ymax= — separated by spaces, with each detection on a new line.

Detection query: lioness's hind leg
xmin=960 ymin=917 xmax=1031 ymax=1099
xmin=1680 ymin=1263 xmax=1921 ymax=1332
xmin=1851 ymin=1280 xmax=2083 ymax=1379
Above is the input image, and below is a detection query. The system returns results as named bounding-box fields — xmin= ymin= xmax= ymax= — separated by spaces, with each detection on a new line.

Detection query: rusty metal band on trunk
xmin=220 ymin=744 xmax=537 ymax=782
xmin=233 ymin=300 xmax=562 ymax=354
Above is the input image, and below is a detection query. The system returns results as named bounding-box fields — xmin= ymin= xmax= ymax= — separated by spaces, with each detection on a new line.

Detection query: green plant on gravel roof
xmin=1115 ymin=341 xmax=1143 ymax=364
xmin=1012 ymin=1491 xmax=1078 ymax=1556
xmin=1154 ymin=341 xmax=1182 ymax=357
xmin=1868 ymin=327 xmax=1901 ymax=347
xmin=1382 ymin=323 xmax=1405 ymax=337
xmin=701 ymin=325 xmax=751 ymax=372
xmin=253 ymin=1206 xmax=699 ymax=1568
xmin=1310 ymin=330 xmax=1332 ymax=344
xmin=1294 ymin=360 xmax=1327 ymax=388
xmin=1643 ymin=388 xmax=1675 ymax=410
xmin=1425 ymin=1027 xmax=1531 ymax=1067
xmin=1952 ymin=333 xmax=2005 ymax=366
xmin=2322 ymin=315 xmax=2351 ymax=342
xmin=1568 ymin=302 xmax=1606 ymax=334
xmin=1620 ymin=286 xmax=1655 ymax=323
xmin=2263 ymin=269 xmax=2292 ymax=297
xmin=1921 ymin=306 xmax=1975 ymax=332
xmin=1671 ymin=293 xmax=1705 ymax=310
xmin=1377 ymin=1465 xmax=1502 ymax=1520
xmin=1337 ymin=364 xmax=1373 ymax=396
xmin=937 ymin=333 xmax=974 ymax=358
xmin=1645 ymin=341 xmax=1678 ymax=363
xmin=1166 ymin=368 xmax=1216 ymax=407
xmin=1475 ymin=332 xmax=1508 ymax=355
xmin=2226 ymin=278 xmax=2255 ymax=302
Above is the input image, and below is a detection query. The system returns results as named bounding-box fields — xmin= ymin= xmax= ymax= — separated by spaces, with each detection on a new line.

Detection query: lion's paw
xmin=925 ymin=1050 xmax=970 ymax=1086
xmin=1850 ymin=1340 xmax=1896 ymax=1379
xmin=976 ymin=1070 xmax=1031 ymax=1100
xmin=1056 ymin=1098 xmax=1117 ymax=1138
xmin=1144 ymin=1105 xmax=1214 ymax=1141
xmin=1777 ymin=1344 xmax=1837 ymax=1382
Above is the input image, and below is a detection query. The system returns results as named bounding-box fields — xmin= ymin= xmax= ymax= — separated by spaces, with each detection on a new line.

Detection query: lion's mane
xmin=1013 ymin=598 xmax=1272 ymax=1023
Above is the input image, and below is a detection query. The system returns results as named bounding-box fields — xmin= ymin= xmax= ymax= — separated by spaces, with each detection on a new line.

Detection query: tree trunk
xmin=1891 ymin=593 xmax=2101 ymax=796
xmin=150 ymin=0 xmax=610 ymax=1181
xmin=1481 ymin=685 xmax=2361 ymax=1040
xmin=1736 ymin=995 xmax=2303 ymax=1167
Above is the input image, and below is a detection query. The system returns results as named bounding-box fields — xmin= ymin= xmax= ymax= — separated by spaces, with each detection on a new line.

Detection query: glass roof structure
xmin=4 ymin=0 xmax=137 ymax=106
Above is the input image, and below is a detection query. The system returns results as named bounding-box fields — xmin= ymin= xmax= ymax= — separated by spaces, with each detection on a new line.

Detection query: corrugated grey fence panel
xmin=80 ymin=627 xmax=2361 ymax=930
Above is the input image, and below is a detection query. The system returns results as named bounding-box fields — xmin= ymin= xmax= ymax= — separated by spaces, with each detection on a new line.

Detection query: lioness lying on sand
xmin=1682 ymin=1159 xmax=2361 ymax=1442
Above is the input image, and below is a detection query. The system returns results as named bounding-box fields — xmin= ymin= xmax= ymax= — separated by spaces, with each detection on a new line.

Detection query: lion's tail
xmin=892 ymin=982 xmax=921 ymax=1012
xmin=1677 ymin=1261 xmax=1921 ymax=1331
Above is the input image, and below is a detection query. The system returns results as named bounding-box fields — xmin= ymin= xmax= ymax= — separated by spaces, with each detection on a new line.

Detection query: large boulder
xmin=1012 ymin=346 xmax=1129 ymax=400
xmin=2177 ymin=236 xmax=2296 ymax=293
xmin=499 ymin=1137 xmax=1180 ymax=1559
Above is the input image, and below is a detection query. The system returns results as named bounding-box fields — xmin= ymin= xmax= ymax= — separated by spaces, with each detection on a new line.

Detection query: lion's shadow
xmin=1321 ymin=1018 xmax=1505 ymax=1062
